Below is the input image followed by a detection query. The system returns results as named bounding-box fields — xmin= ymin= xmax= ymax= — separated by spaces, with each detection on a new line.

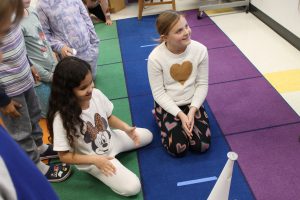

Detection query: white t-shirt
xmin=147 ymin=40 xmax=208 ymax=116
xmin=53 ymin=89 xmax=114 ymax=169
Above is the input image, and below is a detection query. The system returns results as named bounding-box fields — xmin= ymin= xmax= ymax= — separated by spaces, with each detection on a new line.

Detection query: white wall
xmin=251 ymin=0 xmax=300 ymax=38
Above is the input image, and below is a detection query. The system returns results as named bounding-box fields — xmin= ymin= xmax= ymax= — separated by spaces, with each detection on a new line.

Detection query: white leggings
xmin=84 ymin=128 xmax=153 ymax=196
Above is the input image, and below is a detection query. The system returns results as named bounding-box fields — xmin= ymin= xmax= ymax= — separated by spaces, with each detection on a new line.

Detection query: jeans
xmin=1 ymin=87 xmax=42 ymax=163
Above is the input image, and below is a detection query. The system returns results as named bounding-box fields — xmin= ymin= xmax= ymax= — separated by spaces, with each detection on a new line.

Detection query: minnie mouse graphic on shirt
xmin=83 ymin=113 xmax=111 ymax=155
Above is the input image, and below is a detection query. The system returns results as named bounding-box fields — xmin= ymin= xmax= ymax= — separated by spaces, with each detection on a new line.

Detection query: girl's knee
xmin=113 ymin=177 xmax=141 ymax=196
xmin=138 ymin=128 xmax=153 ymax=146
xmin=200 ymin=142 xmax=210 ymax=153
xmin=190 ymin=142 xmax=210 ymax=153
xmin=166 ymin=142 xmax=189 ymax=157
xmin=125 ymin=179 xmax=141 ymax=196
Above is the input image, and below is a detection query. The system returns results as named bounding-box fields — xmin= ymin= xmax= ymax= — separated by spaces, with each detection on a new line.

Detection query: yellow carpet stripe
xmin=264 ymin=69 xmax=300 ymax=93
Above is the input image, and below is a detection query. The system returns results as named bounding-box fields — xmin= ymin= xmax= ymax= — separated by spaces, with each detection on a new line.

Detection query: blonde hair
xmin=156 ymin=10 xmax=182 ymax=43
xmin=0 ymin=0 xmax=24 ymax=29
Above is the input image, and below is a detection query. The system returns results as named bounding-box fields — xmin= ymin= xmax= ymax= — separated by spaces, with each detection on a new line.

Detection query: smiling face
xmin=164 ymin=15 xmax=191 ymax=54
xmin=159 ymin=14 xmax=191 ymax=54
xmin=73 ymin=71 xmax=94 ymax=109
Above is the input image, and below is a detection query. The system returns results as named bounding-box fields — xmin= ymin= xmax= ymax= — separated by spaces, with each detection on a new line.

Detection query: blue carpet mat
xmin=117 ymin=14 xmax=255 ymax=200
xmin=129 ymin=95 xmax=254 ymax=200
xmin=123 ymin=60 xmax=151 ymax=97
xmin=119 ymin=34 xmax=157 ymax=62
xmin=117 ymin=16 xmax=157 ymax=38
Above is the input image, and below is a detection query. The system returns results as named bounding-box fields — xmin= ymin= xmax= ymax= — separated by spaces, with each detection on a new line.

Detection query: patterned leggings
xmin=154 ymin=102 xmax=211 ymax=157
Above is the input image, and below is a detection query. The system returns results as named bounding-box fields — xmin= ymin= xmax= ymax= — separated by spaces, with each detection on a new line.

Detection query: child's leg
xmin=109 ymin=128 xmax=153 ymax=156
xmin=88 ymin=4 xmax=106 ymax=22
xmin=89 ymin=55 xmax=98 ymax=80
xmin=76 ymin=47 xmax=98 ymax=80
xmin=189 ymin=105 xmax=211 ymax=153
xmin=34 ymin=82 xmax=51 ymax=118
xmin=87 ymin=158 xmax=141 ymax=196
xmin=25 ymin=87 xmax=44 ymax=149
xmin=26 ymin=87 xmax=58 ymax=159
xmin=0 ymin=89 xmax=40 ymax=163
xmin=154 ymin=102 xmax=189 ymax=157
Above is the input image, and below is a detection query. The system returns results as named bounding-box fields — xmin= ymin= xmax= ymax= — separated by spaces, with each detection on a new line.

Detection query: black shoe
xmin=45 ymin=163 xmax=72 ymax=183
xmin=40 ymin=145 xmax=58 ymax=160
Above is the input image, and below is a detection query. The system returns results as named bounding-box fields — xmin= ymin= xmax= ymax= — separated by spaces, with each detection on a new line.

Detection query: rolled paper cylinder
xmin=72 ymin=48 xmax=77 ymax=56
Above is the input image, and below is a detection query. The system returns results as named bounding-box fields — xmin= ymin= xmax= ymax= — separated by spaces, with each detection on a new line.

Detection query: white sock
xmin=36 ymin=161 xmax=50 ymax=175
xmin=38 ymin=144 xmax=49 ymax=154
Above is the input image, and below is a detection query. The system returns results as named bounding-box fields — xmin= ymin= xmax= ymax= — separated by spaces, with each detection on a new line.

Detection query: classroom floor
xmin=20 ymin=1 xmax=300 ymax=199
xmin=30 ymin=0 xmax=300 ymax=111
xmin=105 ymin=2 xmax=300 ymax=200
xmin=111 ymin=1 xmax=300 ymax=116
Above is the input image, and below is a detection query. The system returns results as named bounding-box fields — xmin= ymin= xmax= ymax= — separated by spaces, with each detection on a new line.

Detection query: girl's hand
xmin=31 ymin=66 xmax=41 ymax=83
xmin=178 ymin=111 xmax=192 ymax=139
xmin=61 ymin=45 xmax=73 ymax=57
xmin=0 ymin=100 xmax=22 ymax=118
xmin=187 ymin=106 xmax=197 ymax=133
xmin=105 ymin=18 xmax=113 ymax=26
xmin=94 ymin=156 xmax=116 ymax=177
xmin=125 ymin=126 xmax=140 ymax=146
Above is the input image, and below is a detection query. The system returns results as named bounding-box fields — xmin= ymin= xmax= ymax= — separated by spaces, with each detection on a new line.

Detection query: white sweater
xmin=147 ymin=40 xmax=208 ymax=116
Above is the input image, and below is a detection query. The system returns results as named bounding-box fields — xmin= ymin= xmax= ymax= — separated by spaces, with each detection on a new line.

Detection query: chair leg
xmin=138 ymin=0 xmax=144 ymax=20
xmin=172 ymin=0 xmax=176 ymax=10
xmin=139 ymin=0 xmax=176 ymax=20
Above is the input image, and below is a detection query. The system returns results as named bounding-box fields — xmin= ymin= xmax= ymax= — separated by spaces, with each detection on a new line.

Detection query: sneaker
xmin=40 ymin=144 xmax=58 ymax=160
xmin=45 ymin=163 xmax=72 ymax=183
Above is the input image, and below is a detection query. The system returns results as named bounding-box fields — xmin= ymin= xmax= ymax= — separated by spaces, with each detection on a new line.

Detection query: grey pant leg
xmin=25 ymin=87 xmax=43 ymax=147
xmin=1 ymin=87 xmax=42 ymax=163
xmin=77 ymin=46 xmax=99 ymax=80
xmin=90 ymin=49 xmax=99 ymax=80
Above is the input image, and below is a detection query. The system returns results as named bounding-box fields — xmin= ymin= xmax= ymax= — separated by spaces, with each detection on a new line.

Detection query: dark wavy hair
xmin=47 ymin=57 xmax=91 ymax=147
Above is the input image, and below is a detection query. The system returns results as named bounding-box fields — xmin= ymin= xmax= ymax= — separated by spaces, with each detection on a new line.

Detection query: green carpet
xmin=94 ymin=23 xmax=118 ymax=40
xmin=112 ymin=98 xmax=132 ymax=125
xmin=51 ymin=20 xmax=144 ymax=200
xmin=95 ymin=63 xmax=127 ymax=100
xmin=51 ymin=151 xmax=142 ymax=200
xmin=98 ymin=39 xmax=122 ymax=65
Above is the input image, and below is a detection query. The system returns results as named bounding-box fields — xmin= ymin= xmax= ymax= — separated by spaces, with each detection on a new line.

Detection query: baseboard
xmin=249 ymin=4 xmax=300 ymax=51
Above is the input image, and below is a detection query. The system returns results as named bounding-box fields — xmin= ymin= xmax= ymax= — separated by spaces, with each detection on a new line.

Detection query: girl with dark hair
xmin=47 ymin=57 xmax=153 ymax=196
xmin=148 ymin=10 xmax=211 ymax=157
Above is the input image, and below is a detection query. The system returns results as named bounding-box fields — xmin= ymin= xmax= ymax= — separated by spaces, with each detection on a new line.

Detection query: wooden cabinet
xmin=109 ymin=0 xmax=126 ymax=13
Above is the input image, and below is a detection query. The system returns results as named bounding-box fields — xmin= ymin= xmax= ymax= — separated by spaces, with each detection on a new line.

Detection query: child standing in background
xmin=47 ymin=57 xmax=153 ymax=196
xmin=0 ymin=0 xmax=71 ymax=183
xmin=147 ymin=11 xmax=211 ymax=157
xmin=21 ymin=0 xmax=58 ymax=118
xmin=36 ymin=0 xmax=100 ymax=79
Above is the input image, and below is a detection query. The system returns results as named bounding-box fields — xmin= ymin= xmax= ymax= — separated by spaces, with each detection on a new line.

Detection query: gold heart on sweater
xmin=170 ymin=61 xmax=192 ymax=85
